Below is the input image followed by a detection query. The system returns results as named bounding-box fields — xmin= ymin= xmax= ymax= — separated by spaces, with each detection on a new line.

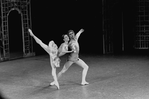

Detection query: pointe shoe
xmin=50 ymin=81 xmax=60 ymax=89
xmin=50 ymin=81 xmax=55 ymax=86
xmin=81 ymin=81 xmax=89 ymax=85
xmin=55 ymin=82 xmax=60 ymax=89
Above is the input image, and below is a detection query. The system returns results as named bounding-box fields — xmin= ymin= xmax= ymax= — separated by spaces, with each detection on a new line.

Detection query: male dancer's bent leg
xmin=50 ymin=61 xmax=73 ymax=85
xmin=57 ymin=61 xmax=74 ymax=78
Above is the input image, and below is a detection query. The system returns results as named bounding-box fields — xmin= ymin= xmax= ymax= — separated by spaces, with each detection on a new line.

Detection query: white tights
xmin=58 ymin=58 xmax=89 ymax=85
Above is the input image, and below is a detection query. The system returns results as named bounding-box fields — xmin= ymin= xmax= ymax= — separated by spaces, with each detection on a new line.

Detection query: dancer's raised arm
xmin=28 ymin=29 xmax=49 ymax=51
xmin=76 ymin=29 xmax=84 ymax=40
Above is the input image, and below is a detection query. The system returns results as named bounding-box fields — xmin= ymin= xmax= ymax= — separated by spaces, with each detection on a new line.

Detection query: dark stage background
xmin=30 ymin=0 xmax=149 ymax=56
xmin=30 ymin=0 xmax=102 ymax=55
xmin=104 ymin=0 xmax=137 ymax=54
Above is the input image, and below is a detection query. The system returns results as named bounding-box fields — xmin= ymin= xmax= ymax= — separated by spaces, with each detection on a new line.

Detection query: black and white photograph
xmin=0 ymin=0 xmax=149 ymax=99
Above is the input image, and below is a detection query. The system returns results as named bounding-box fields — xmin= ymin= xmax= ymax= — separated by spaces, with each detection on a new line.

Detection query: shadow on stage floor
xmin=0 ymin=54 xmax=149 ymax=99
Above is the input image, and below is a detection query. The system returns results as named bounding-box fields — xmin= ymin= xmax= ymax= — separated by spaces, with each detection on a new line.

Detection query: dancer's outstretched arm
xmin=28 ymin=29 xmax=49 ymax=52
xmin=58 ymin=44 xmax=72 ymax=56
xmin=76 ymin=29 xmax=84 ymax=41
xmin=59 ymin=44 xmax=72 ymax=53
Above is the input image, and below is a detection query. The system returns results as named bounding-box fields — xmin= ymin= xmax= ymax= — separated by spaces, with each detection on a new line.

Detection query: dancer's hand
xmin=72 ymin=50 xmax=76 ymax=53
xmin=80 ymin=29 xmax=84 ymax=33
xmin=70 ymin=50 xmax=74 ymax=52
xmin=28 ymin=29 xmax=34 ymax=37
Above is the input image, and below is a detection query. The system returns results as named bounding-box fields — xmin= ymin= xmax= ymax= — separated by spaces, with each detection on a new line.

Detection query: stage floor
xmin=0 ymin=55 xmax=149 ymax=99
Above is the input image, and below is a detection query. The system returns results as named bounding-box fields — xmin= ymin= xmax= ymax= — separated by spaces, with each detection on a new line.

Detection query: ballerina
xmin=28 ymin=29 xmax=60 ymax=89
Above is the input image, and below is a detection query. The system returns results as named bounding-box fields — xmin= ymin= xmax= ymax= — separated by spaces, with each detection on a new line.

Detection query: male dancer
xmin=28 ymin=29 xmax=60 ymax=89
xmin=57 ymin=29 xmax=89 ymax=85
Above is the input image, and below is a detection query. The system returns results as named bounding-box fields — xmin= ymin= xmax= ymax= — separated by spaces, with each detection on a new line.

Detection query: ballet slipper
xmin=81 ymin=81 xmax=89 ymax=85
xmin=50 ymin=81 xmax=60 ymax=89
xmin=50 ymin=81 xmax=55 ymax=86
xmin=54 ymin=81 xmax=60 ymax=89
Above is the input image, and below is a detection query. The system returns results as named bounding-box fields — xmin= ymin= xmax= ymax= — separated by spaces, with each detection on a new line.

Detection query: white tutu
xmin=53 ymin=57 xmax=60 ymax=67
